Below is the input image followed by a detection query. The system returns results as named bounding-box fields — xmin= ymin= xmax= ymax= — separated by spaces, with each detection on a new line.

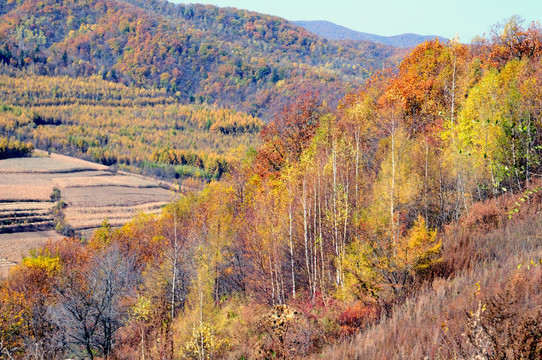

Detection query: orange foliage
xmin=487 ymin=18 xmax=542 ymax=68
xmin=256 ymin=91 xmax=324 ymax=175
xmin=337 ymin=302 xmax=380 ymax=337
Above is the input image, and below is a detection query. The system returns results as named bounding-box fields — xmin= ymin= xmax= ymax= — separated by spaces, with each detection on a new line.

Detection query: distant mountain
xmin=0 ymin=0 xmax=403 ymax=119
xmin=294 ymin=20 xmax=447 ymax=48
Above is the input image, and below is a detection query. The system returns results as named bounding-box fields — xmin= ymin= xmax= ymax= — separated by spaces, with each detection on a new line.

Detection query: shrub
xmin=55 ymin=220 xmax=74 ymax=237
xmin=459 ymin=272 xmax=542 ymax=359
xmin=50 ymin=187 xmax=61 ymax=202
xmin=182 ymin=322 xmax=230 ymax=360
xmin=337 ymin=302 xmax=380 ymax=337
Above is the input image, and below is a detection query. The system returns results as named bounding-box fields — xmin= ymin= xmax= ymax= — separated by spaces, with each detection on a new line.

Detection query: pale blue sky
xmin=173 ymin=0 xmax=542 ymax=43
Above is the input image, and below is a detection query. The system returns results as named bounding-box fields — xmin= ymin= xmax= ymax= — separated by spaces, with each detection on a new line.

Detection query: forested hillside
xmin=0 ymin=0 xmax=400 ymax=119
xmin=0 ymin=0 xmax=401 ymax=181
xmin=0 ymin=74 xmax=262 ymax=180
xmin=1 ymin=16 xmax=541 ymax=359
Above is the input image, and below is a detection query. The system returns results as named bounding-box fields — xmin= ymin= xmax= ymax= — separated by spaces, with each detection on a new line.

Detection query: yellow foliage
xmin=181 ymin=322 xmax=230 ymax=360
xmin=130 ymin=295 xmax=152 ymax=322
xmin=370 ymin=127 xmax=422 ymax=231
xmin=0 ymin=287 xmax=29 ymax=355
xmin=88 ymin=218 xmax=113 ymax=249
xmin=399 ymin=215 xmax=441 ymax=271
xmin=343 ymin=215 xmax=440 ymax=301
xmin=342 ymin=240 xmax=381 ymax=301
xmin=20 ymin=249 xmax=61 ymax=276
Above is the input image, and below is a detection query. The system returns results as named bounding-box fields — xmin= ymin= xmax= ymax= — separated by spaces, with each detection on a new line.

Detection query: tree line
xmin=0 ymin=74 xmax=262 ymax=181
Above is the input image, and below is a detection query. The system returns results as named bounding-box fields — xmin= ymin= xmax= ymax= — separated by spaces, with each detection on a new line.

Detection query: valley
xmin=0 ymin=0 xmax=540 ymax=359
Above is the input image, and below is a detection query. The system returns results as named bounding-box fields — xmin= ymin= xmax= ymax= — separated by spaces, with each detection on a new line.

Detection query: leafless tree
xmin=51 ymin=245 xmax=137 ymax=359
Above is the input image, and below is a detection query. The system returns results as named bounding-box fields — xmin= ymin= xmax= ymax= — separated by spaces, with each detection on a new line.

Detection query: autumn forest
xmin=0 ymin=0 xmax=541 ymax=359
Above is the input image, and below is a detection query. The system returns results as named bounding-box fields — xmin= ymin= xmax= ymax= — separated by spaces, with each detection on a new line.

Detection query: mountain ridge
xmin=294 ymin=20 xmax=448 ymax=48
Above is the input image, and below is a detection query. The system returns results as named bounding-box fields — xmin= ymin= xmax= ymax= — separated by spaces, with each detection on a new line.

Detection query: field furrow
xmin=0 ymin=221 xmax=55 ymax=234
xmin=66 ymin=202 xmax=165 ymax=230
xmin=0 ymin=202 xmax=53 ymax=211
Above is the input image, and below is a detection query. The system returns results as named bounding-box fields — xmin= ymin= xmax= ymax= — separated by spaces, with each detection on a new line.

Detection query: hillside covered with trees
xmin=0 ymin=0 xmax=402 ymax=182
xmin=0 ymin=0 xmax=401 ymax=119
xmin=0 ymin=74 xmax=262 ymax=180
xmin=1 ymin=15 xmax=541 ymax=359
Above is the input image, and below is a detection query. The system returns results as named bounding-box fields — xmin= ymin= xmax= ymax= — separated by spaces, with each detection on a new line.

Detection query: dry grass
xmin=0 ymin=184 xmax=53 ymax=201
xmin=0 ymin=229 xmax=62 ymax=281
xmin=0 ymin=230 xmax=63 ymax=271
xmin=67 ymin=201 xmax=166 ymax=215
xmin=0 ymin=172 xmax=111 ymax=187
xmin=0 ymin=153 xmax=107 ymax=173
xmin=48 ymin=152 xmax=109 ymax=169
xmin=0 ymin=201 xmax=52 ymax=212
xmin=314 ymin=259 xmax=541 ymax=359
xmin=0 ymin=173 xmax=52 ymax=186
xmin=0 ymin=266 xmax=13 ymax=280
xmin=312 ymin=197 xmax=542 ymax=360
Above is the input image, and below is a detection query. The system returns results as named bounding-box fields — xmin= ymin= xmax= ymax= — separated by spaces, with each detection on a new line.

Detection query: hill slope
xmin=0 ymin=0 xmax=401 ymax=119
xmin=314 ymin=192 xmax=542 ymax=359
xmin=294 ymin=20 xmax=447 ymax=48
xmin=0 ymin=74 xmax=262 ymax=180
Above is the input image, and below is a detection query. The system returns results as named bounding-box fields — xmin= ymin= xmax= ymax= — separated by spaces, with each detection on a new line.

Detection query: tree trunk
xmin=302 ymin=177 xmax=313 ymax=294
xmin=288 ymin=201 xmax=296 ymax=299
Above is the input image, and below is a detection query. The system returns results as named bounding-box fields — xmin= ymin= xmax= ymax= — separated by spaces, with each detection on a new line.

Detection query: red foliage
xmin=255 ymin=91 xmax=324 ymax=176
xmin=460 ymin=200 xmax=503 ymax=233
xmin=486 ymin=19 xmax=542 ymax=68
xmin=337 ymin=302 xmax=380 ymax=337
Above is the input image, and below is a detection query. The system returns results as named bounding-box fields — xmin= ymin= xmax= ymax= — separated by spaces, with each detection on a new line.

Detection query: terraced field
xmin=0 ymin=201 xmax=55 ymax=233
xmin=62 ymin=181 xmax=170 ymax=230
xmin=65 ymin=201 xmax=165 ymax=230
xmin=0 ymin=151 xmax=173 ymax=276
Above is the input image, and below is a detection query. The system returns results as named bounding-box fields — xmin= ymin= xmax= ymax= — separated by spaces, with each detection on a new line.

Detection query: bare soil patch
xmin=62 ymin=186 xmax=171 ymax=208
xmin=0 ymin=230 xmax=62 ymax=263
xmin=0 ymin=156 xmax=106 ymax=173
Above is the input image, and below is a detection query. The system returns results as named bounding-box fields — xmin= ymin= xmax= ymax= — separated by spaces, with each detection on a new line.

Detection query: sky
xmin=173 ymin=0 xmax=542 ymax=43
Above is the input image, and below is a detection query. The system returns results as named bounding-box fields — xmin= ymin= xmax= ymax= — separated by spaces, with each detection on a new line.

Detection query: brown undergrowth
xmin=311 ymin=184 xmax=542 ymax=359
